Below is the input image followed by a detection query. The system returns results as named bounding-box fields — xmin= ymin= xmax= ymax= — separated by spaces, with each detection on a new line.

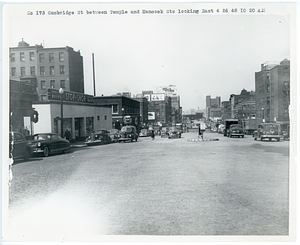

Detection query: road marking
xmin=188 ymin=138 xmax=220 ymax=142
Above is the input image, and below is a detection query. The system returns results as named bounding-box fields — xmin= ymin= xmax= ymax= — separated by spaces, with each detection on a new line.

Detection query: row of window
xmin=40 ymin=80 xmax=65 ymax=90
xmin=10 ymin=52 xmax=65 ymax=62
xmin=111 ymin=104 xmax=139 ymax=114
xmin=11 ymin=65 xmax=65 ymax=76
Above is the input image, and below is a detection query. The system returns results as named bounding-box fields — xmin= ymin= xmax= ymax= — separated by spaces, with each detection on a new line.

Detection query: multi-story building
xmin=9 ymin=39 xmax=84 ymax=101
xmin=229 ymin=89 xmax=256 ymax=121
xmin=206 ymin=95 xmax=221 ymax=119
xmin=135 ymin=96 xmax=149 ymax=126
xmin=143 ymin=91 xmax=172 ymax=126
xmin=221 ymin=101 xmax=231 ymax=121
xmin=255 ymin=59 xmax=290 ymax=123
xmin=170 ymin=95 xmax=182 ymax=124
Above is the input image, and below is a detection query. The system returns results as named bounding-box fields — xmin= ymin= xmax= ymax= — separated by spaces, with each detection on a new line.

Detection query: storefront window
xmin=86 ymin=117 xmax=94 ymax=135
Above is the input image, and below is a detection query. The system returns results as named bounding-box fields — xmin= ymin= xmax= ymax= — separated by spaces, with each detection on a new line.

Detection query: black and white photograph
xmin=1 ymin=1 xmax=297 ymax=243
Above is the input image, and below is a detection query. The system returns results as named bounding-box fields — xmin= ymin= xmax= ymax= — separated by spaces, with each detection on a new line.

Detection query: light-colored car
xmin=254 ymin=123 xmax=281 ymax=141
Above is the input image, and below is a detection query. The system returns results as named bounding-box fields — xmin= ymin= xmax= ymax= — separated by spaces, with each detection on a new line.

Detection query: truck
xmin=244 ymin=118 xmax=261 ymax=135
xmin=224 ymin=119 xmax=239 ymax=136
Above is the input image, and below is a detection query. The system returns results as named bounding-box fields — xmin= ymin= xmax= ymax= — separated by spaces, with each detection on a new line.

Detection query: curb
xmin=188 ymin=138 xmax=220 ymax=142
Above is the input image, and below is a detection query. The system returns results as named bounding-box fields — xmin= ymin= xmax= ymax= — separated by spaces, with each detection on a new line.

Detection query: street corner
xmin=188 ymin=138 xmax=220 ymax=142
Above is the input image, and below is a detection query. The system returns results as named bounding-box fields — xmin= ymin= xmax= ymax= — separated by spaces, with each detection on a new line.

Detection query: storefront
xmin=32 ymin=89 xmax=112 ymax=141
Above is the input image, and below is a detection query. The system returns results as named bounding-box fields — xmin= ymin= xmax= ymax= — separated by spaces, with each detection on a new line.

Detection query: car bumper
xmin=31 ymin=148 xmax=44 ymax=154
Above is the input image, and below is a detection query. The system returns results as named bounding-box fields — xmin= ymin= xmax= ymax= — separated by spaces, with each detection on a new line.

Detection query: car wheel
xmin=260 ymin=137 xmax=263 ymax=141
xmin=242 ymin=135 xmax=244 ymax=138
xmin=23 ymin=148 xmax=31 ymax=161
xmin=277 ymin=138 xmax=280 ymax=142
xmin=254 ymin=137 xmax=257 ymax=140
xmin=43 ymin=147 xmax=50 ymax=157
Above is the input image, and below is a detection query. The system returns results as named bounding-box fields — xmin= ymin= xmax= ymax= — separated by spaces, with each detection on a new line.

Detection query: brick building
xmin=9 ymin=39 xmax=84 ymax=101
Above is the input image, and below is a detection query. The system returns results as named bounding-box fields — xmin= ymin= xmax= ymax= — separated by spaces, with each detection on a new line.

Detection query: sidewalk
xmin=70 ymin=140 xmax=86 ymax=148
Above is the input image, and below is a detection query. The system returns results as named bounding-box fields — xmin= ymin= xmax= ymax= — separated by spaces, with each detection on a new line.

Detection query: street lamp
xmin=59 ymin=88 xmax=64 ymax=137
xmin=262 ymin=108 xmax=265 ymax=123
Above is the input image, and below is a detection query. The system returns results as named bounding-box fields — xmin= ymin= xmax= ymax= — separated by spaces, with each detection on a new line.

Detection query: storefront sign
xmin=48 ymin=89 xmax=94 ymax=103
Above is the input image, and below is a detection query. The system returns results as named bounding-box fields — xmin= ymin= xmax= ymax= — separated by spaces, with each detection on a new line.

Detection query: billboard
xmin=148 ymin=112 xmax=155 ymax=120
xmin=151 ymin=93 xmax=165 ymax=101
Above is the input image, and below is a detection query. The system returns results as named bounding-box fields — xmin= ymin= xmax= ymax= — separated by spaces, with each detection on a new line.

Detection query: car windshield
xmin=264 ymin=124 xmax=279 ymax=130
xmin=93 ymin=130 xmax=105 ymax=134
xmin=121 ymin=127 xmax=134 ymax=133
xmin=230 ymin=125 xmax=241 ymax=128
xmin=34 ymin=134 xmax=52 ymax=140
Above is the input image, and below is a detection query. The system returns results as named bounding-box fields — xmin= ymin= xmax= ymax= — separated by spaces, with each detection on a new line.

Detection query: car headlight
xmin=37 ymin=142 xmax=41 ymax=147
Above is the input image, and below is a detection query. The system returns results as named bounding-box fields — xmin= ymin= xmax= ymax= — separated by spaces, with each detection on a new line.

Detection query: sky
xmin=4 ymin=2 xmax=292 ymax=111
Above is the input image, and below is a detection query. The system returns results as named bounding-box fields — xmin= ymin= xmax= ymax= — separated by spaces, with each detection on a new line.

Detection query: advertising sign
xmin=151 ymin=93 xmax=165 ymax=101
xmin=144 ymin=94 xmax=151 ymax=101
xmin=148 ymin=112 xmax=155 ymax=120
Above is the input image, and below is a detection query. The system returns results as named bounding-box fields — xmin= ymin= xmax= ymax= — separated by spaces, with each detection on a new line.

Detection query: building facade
xmin=206 ymin=95 xmax=221 ymax=119
xmin=93 ymin=95 xmax=141 ymax=130
xmin=9 ymin=39 xmax=84 ymax=101
xmin=135 ymin=96 xmax=149 ymax=126
xmin=31 ymin=89 xmax=112 ymax=141
xmin=255 ymin=59 xmax=290 ymax=123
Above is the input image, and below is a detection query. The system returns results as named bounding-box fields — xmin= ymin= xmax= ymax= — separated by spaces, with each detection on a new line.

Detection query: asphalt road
xmin=4 ymin=131 xmax=290 ymax=241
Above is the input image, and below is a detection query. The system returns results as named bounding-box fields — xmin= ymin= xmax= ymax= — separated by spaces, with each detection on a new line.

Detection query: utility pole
xmin=92 ymin=53 xmax=96 ymax=96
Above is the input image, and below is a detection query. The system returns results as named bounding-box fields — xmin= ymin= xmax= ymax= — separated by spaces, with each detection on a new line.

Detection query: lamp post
xmin=59 ymin=88 xmax=64 ymax=137
xmin=262 ymin=108 xmax=265 ymax=123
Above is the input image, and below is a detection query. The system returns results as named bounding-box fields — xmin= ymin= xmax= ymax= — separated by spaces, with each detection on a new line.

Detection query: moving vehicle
xmin=160 ymin=127 xmax=169 ymax=138
xmin=168 ymin=127 xmax=182 ymax=139
xmin=85 ymin=129 xmax=112 ymax=146
xmin=218 ymin=124 xmax=225 ymax=134
xmin=9 ymin=132 xmax=32 ymax=161
xmin=27 ymin=133 xmax=70 ymax=157
xmin=108 ymin=129 xmax=120 ymax=143
xmin=139 ymin=128 xmax=150 ymax=137
xmin=224 ymin=119 xmax=239 ymax=136
xmin=118 ymin=126 xmax=138 ymax=142
xmin=228 ymin=124 xmax=244 ymax=138
xmin=253 ymin=123 xmax=281 ymax=142
xmin=244 ymin=118 xmax=261 ymax=135
xmin=175 ymin=123 xmax=183 ymax=134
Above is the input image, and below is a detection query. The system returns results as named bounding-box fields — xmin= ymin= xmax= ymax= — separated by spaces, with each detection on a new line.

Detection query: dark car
xmin=118 ymin=126 xmax=138 ymax=142
xmin=9 ymin=132 xmax=32 ymax=161
xmin=85 ymin=129 xmax=112 ymax=146
xmin=228 ymin=124 xmax=244 ymax=138
xmin=108 ymin=129 xmax=120 ymax=143
xmin=27 ymin=133 xmax=70 ymax=157
xmin=254 ymin=123 xmax=281 ymax=142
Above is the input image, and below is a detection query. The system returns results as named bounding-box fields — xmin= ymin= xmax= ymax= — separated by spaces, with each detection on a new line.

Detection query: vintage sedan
xmin=168 ymin=128 xmax=181 ymax=139
xmin=118 ymin=126 xmax=138 ymax=142
xmin=85 ymin=129 xmax=112 ymax=146
xmin=139 ymin=128 xmax=150 ymax=137
xmin=9 ymin=132 xmax=32 ymax=161
xmin=228 ymin=125 xmax=244 ymax=138
xmin=108 ymin=129 xmax=120 ymax=143
xmin=160 ymin=127 xmax=169 ymax=138
xmin=27 ymin=133 xmax=70 ymax=157
xmin=254 ymin=123 xmax=281 ymax=141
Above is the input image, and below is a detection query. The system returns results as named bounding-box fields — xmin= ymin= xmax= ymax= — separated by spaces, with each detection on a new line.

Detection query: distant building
xmin=93 ymin=95 xmax=141 ymax=130
xmin=255 ymin=59 xmax=290 ymax=123
xmin=221 ymin=101 xmax=231 ymax=121
xmin=135 ymin=97 xmax=149 ymax=126
xmin=9 ymin=39 xmax=84 ymax=101
xmin=206 ymin=95 xmax=221 ymax=119
xmin=229 ymin=89 xmax=256 ymax=121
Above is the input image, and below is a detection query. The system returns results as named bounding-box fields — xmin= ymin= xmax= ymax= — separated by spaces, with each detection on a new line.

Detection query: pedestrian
xmin=151 ymin=130 xmax=155 ymax=140
xmin=198 ymin=125 xmax=204 ymax=139
xmin=64 ymin=128 xmax=71 ymax=141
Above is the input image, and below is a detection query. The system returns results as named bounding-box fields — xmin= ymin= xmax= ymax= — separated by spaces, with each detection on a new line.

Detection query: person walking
xmin=64 ymin=128 xmax=71 ymax=141
xmin=198 ymin=124 xmax=204 ymax=139
xmin=151 ymin=130 xmax=155 ymax=140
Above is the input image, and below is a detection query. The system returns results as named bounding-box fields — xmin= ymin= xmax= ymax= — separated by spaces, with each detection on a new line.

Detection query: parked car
xmin=86 ymin=129 xmax=112 ymax=146
xmin=108 ymin=129 xmax=120 ymax=143
xmin=161 ymin=127 xmax=169 ymax=138
xmin=218 ymin=124 xmax=225 ymax=134
xmin=118 ymin=126 xmax=138 ymax=142
xmin=168 ymin=127 xmax=182 ymax=139
xmin=27 ymin=133 xmax=70 ymax=157
xmin=228 ymin=124 xmax=244 ymax=138
xmin=254 ymin=123 xmax=281 ymax=141
xmin=9 ymin=132 xmax=32 ymax=161
xmin=139 ymin=128 xmax=149 ymax=137
xmin=224 ymin=119 xmax=239 ymax=136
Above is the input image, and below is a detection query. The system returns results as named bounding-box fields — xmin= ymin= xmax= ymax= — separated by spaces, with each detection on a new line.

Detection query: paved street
xmin=4 ymin=131 xmax=289 ymax=241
